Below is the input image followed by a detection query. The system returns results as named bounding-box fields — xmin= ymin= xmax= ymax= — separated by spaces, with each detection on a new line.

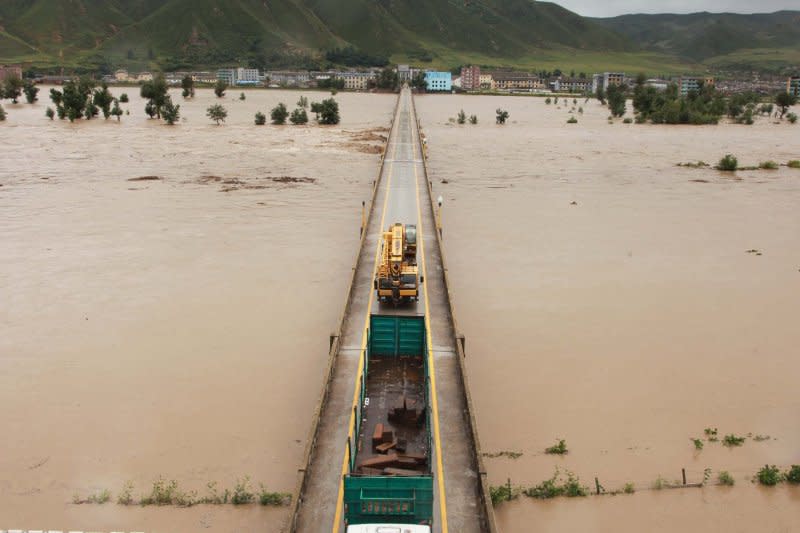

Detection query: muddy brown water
xmin=414 ymin=94 xmax=800 ymax=532
xmin=0 ymin=88 xmax=395 ymax=531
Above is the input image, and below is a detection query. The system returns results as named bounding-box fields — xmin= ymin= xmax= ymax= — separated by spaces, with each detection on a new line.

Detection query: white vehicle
xmin=346 ymin=525 xmax=431 ymax=533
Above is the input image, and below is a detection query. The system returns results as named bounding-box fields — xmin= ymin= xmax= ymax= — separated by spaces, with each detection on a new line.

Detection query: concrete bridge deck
xmin=290 ymin=89 xmax=495 ymax=533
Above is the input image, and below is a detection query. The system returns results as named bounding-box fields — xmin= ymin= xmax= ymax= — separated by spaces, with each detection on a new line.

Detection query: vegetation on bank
xmin=72 ymin=477 xmax=291 ymax=508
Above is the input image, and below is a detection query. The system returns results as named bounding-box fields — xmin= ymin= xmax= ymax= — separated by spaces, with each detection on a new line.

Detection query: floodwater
xmin=0 ymin=88 xmax=395 ymax=531
xmin=414 ymin=94 xmax=800 ymax=532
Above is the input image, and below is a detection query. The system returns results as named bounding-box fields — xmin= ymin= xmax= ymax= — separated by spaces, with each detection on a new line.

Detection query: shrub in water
xmin=756 ymin=465 xmax=783 ymax=486
xmin=785 ymin=465 xmax=800 ymax=484
xmin=718 ymin=471 xmax=735 ymax=486
xmin=717 ymin=154 xmax=738 ymax=171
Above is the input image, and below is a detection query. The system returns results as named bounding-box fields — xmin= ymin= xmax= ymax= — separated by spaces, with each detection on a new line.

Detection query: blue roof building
xmin=424 ymin=71 xmax=452 ymax=92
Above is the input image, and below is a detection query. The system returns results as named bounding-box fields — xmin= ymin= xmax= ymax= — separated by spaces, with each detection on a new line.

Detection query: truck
xmin=375 ymin=223 xmax=419 ymax=305
xmin=343 ymin=314 xmax=434 ymax=530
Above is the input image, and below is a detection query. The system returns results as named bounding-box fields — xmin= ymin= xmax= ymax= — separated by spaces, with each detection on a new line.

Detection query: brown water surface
xmin=415 ymin=94 xmax=800 ymax=532
xmin=0 ymin=88 xmax=394 ymax=531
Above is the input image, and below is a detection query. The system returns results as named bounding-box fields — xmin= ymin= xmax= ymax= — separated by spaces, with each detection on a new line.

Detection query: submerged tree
xmin=775 ymin=91 xmax=798 ymax=119
xmin=207 ymin=104 xmax=227 ymax=125
xmin=495 ymin=108 xmax=509 ymax=124
xmin=290 ymin=107 xmax=308 ymax=125
xmin=110 ymin=99 xmax=123 ymax=121
xmin=4 ymin=76 xmax=23 ymax=103
xmin=0 ymin=104 xmax=6 ymax=121
xmin=92 ymin=82 xmax=114 ymax=119
xmin=181 ymin=75 xmax=195 ymax=98
xmin=50 ymin=77 xmax=95 ymax=122
xmin=161 ymin=96 xmax=180 ymax=125
xmin=214 ymin=80 xmax=227 ymax=98
xmin=140 ymin=76 xmax=169 ymax=119
xmin=607 ymin=83 xmax=627 ymax=118
xmin=312 ymin=98 xmax=340 ymax=124
xmin=271 ymin=102 xmax=289 ymax=124
xmin=23 ymin=80 xmax=39 ymax=103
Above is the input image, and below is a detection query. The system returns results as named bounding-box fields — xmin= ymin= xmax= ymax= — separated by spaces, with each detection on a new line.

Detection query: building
xmin=424 ymin=71 xmax=452 ymax=92
xmin=136 ymin=71 xmax=154 ymax=82
xmin=552 ymin=77 xmax=591 ymax=93
xmin=268 ymin=70 xmax=311 ymax=87
xmin=0 ymin=64 xmax=23 ymax=82
xmin=217 ymin=68 xmax=236 ymax=86
xmin=492 ymin=72 xmax=543 ymax=93
xmin=646 ymin=78 xmax=669 ymax=91
xmin=678 ymin=76 xmax=715 ymax=96
xmin=236 ymin=67 xmax=260 ymax=85
xmin=592 ymin=72 xmax=625 ymax=93
xmin=114 ymin=69 xmax=130 ymax=82
xmin=397 ymin=65 xmax=412 ymax=82
xmin=788 ymin=76 xmax=800 ymax=97
xmin=193 ymin=71 xmax=217 ymax=84
xmin=479 ymin=73 xmax=493 ymax=90
xmin=460 ymin=65 xmax=481 ymax=91
xmin=341 ymin=71 xmax=375 ymax=90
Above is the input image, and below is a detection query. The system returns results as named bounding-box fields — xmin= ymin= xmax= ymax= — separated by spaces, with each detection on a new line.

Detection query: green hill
xmin=593 ymin=10 xmax=800 ymax=70
xmin=0 ymin=1 xmax=797 ymax=74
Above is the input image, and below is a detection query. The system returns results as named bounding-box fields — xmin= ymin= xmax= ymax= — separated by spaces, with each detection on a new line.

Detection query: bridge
xmin=289 ymin=88 xmax=497 ymax=533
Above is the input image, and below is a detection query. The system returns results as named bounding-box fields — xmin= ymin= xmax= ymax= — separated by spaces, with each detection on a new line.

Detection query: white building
xmin=236 ymin=67 xmax=260 ymax=85
xmin=341 ymin=71 xmax=375 ymax=90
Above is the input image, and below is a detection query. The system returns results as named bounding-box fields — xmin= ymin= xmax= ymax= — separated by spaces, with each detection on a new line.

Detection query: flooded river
xmin=415 ymin=94 xmax=800 ymax=532
xmin=0 ymin=88 xmax=395 ymax=531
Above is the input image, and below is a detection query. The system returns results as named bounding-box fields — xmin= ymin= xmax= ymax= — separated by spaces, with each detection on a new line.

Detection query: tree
xmin=457 ymin=109 xmax=466 ymax=124
xmin=140 ymin=75 xmax=168 ymax=118
xmin=271 ymin=102 xmax=289 ymax=124
xmin=214 ymin=80 xmax=227 ymax=98
xmin=161 ymin=96 xmax=180 ymax=125
xmin=84 ymin=96 xmax=99 ymax=119
xmin=240 ymin=92 xmax=246 ymax=101
xmin=119 ymin=93 xmax=129 ymax=103
xmin=290 ymin=108 xmax=308 ymax=125
xmin=469 ymin=114 xmax=478 ymax=124
xmin=495 ymin=108 xmax=509 ymax=124
xmin=4 ymin=76 xmax=23 ymax=103
xmin=23 ymin=81 xmax=39 ymax=103
xmin=0 ymin=104 xmax=6 ymax=121
xmin=51 ymin=77 xmax=95 ymax=122
xmin=45 ymin=106 xmax=55 ymax=120
xmin=207 ymin=104 xmax=227 ymax=125
xmin=144 ymin=101 xmax=157 ymax=118
xmin=411 ymin=71 xmax=427 ymax=91
xmin=775 ymin=91 xmax=797 ymax=119
xmin=92 ymin=83 xmax=114 ymax=119
xmin=315 ymin=98 xmax=340 ymax=124
xmin=181 ymin=75 xmax=195 ymax=98
xmin=297 ymin=95 xmax=309 ymax=109
xmin=376 ymin=67 xmax=399 ymax=91
xmin=595 ymin=86 xmax=606 ymax=105
xmin=607 ymin=84 xmax=626 ymax=117
xmin=254 ymin=111 xmax=266 ymax=125
xmin=110 ymin=99 xmax=123 ymax=121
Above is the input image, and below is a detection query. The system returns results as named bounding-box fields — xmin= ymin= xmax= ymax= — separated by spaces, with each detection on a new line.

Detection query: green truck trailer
xmin=343 ymin=314 xmax=434 ymax=530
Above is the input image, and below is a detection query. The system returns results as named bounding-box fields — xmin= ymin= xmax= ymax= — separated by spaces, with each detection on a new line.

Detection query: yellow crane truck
xmin=374 ymin=223 xmax=420 ymax=304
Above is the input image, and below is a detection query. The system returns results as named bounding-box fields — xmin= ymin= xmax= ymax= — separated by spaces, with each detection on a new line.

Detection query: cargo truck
xmin=343 ymin=314 xmax=434 ymax=530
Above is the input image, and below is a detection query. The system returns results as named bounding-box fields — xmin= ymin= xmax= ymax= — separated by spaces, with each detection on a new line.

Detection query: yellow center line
xmin=331 ymin=94 xmax=401 ymax=533
xmin=410 ymin=92 xmax=449 ymax=533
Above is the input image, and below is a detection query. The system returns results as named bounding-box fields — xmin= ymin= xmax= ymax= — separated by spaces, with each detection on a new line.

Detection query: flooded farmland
xmin=415 ymin=94 xmax=800 ymax=532
xmin=0 ymin=88 xmax=395 ymax=531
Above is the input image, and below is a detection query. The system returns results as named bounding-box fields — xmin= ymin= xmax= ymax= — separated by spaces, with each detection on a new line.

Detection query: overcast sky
xmin=557 ymin=0 xmax=800 ymax=17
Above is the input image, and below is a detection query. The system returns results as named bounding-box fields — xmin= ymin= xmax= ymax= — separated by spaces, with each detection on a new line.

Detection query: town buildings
xmin=678 ymin=76 xmax=715 ymax=96
xmin=788 ymin=76 xmax=800 ymax=97
xmin=552 ymin=77 xmax=591 ymax=93
xmin=341 ymin=71 xmax=375 ymax=90
xmin=592 ymin=72 xmax=625 ymax=93
xmin=460 ymin=65 xmax=481 ymax=91
xmin=424 ymin=71 xmax=452 ymax=92
xmin=492 ymin=72 xmax=544 ymax=92
xmin=397 ymin=65 xmax=412 ymax=83
xmin=0 ymin=64 xmax=23 ymax=82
